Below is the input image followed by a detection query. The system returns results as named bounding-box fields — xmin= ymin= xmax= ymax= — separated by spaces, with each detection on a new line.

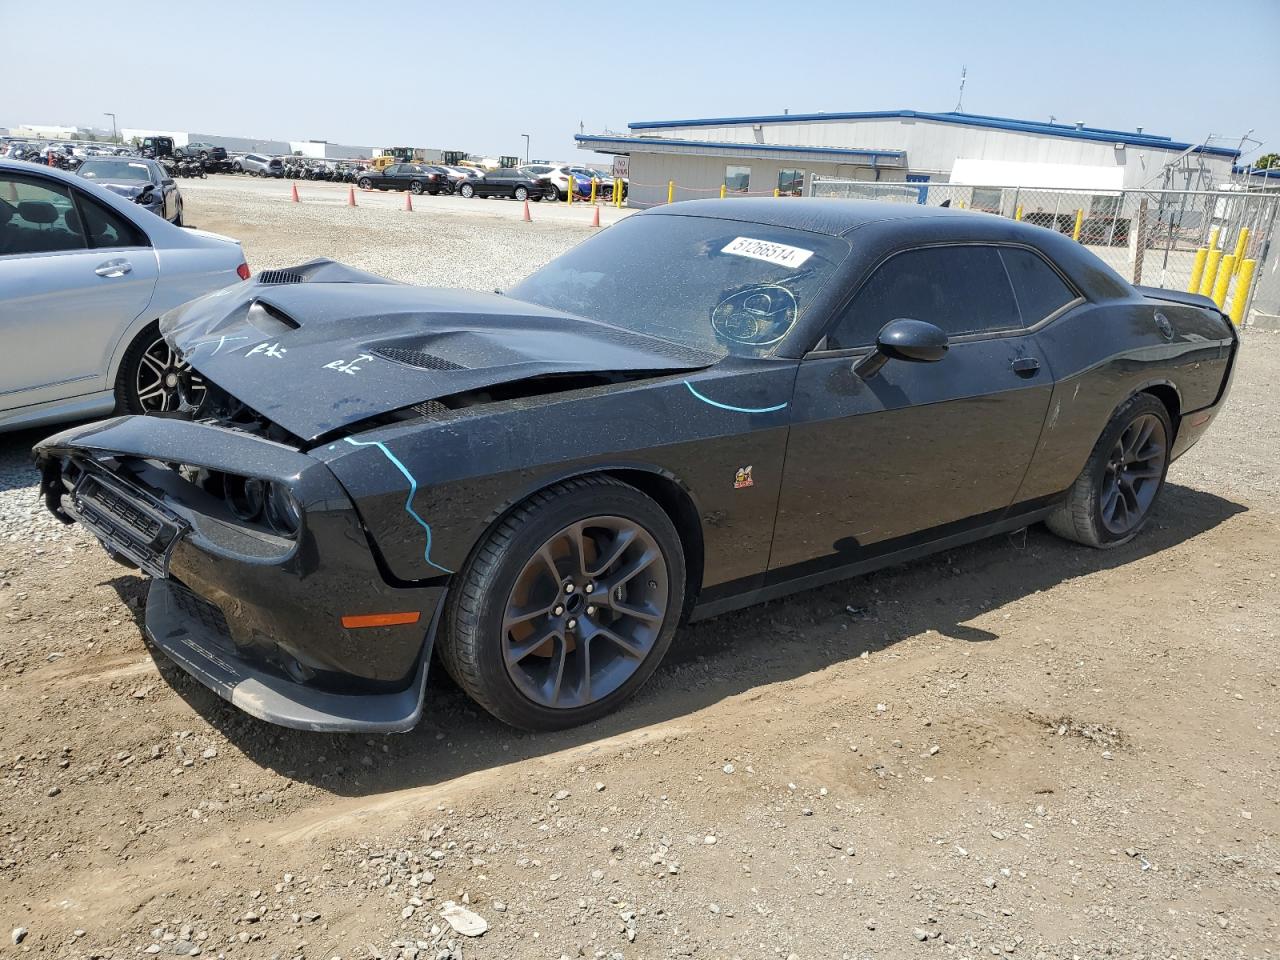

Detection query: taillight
xmin=236 ymin=262 xmax=251 ymax=281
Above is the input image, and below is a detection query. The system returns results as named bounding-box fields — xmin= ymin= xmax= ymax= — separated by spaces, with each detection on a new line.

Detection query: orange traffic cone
xmin=290 ymin=183 xmax=300 ymax=203
xmin=590 ymin=205 xmax=601 ymax=228
xmin=522 ymin=200 xmax=532 ymax=222
xmin=347 ymin=187 xmax=357 ymax=207
xmin=405 ymin=191 xmax=413 ymax=212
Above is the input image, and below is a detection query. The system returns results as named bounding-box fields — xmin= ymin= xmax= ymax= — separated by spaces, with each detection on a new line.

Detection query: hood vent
xmin=372 ymin=346 xmax=468 ymax=371
xmin=257 ymin=270 xmax=305 ymax=285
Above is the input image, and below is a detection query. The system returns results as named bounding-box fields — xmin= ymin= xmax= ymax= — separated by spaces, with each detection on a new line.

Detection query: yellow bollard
xmin=590 ymin=178 xmax=597 ymax=204
xmin=1072 ymin=209 xmax=1084 ymax=242
xmin=1187 ymin=248 xmax=1208 ymax=293
xmin=567 ymin=175 xmax=574 ymax=205
xmin=1208 ymin=226 xmax=1220 ymax=250
xmin=1211 ymin=254 xmax=1236 ymax=308
xmin=773 ymin=187 xmax=780 ymax=198
xmin=1014 ymin=205 xmax=1024 ymax=221
xmin=667 ymin=180 xmax=675 ymax=204
xmin=1231 ymin=227 xmax=1249 ymax=275
xmin=1229 ymin=258 xmax=1257 ymax=324
xmin=1199 ymin=249 xmax=1222 ymax=296
xmin=720 ymin=183 xmax=726 ymax=200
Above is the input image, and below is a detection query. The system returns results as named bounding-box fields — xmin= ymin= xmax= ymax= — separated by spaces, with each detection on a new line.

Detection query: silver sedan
xmin=1 ymin=159 xmax=249 ymax=433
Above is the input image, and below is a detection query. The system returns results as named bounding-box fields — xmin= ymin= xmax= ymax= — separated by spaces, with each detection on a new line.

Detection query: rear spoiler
xmin=1134 ymin=285 xmax=1219 ymax=311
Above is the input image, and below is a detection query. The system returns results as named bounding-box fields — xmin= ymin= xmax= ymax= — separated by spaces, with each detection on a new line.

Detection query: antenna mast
xmin=954 ymin=66 xmax=967 ymax=113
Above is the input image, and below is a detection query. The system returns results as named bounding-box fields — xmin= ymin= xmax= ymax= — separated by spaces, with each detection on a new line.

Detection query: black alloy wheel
xmin=358 ymin=177 xmax=372 ymax=190
xmin=1046 ymin=393 xmax=1172 ymax=548
xmin=411 ymin=180 xmax=425 ymax=195
xmin=1098 ymin=413 xmax=1167 ymax=536
xmin=437 ymin=476 xmax=685 ymax=730
xmin=116 ymin=331 xmax=206 ymax=415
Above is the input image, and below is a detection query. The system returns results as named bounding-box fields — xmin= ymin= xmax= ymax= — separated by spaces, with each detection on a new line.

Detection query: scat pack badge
xmin=734 ymin=465 xmax=754 ymax=490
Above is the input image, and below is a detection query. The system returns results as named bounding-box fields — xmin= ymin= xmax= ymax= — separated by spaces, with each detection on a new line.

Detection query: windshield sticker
xmin=721 ymin=237 xmax=814 ymax=268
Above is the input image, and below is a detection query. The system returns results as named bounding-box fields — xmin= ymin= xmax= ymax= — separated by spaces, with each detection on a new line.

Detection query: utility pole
xmin=104 ymin=112 xmax=118 ymax=143
xmin=521 ymin=133 xmax=530 ymax=164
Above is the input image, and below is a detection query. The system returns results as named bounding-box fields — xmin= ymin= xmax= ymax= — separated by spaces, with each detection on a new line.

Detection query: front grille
xmin=257 ymin=270 xmax=304 ymax=285
xmin=72 ymin=471 xmax=184 ymax=579
xmin=372 ymin=347 xmax=467 ymax=371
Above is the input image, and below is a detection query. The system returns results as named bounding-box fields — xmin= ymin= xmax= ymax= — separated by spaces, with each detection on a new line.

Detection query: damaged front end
xmin=35 ymin=415 xmax=444 ymax=733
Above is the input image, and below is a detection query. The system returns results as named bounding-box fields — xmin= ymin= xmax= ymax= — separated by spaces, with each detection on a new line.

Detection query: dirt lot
xmin=1 ymin=183 xmax=1277 ymax=960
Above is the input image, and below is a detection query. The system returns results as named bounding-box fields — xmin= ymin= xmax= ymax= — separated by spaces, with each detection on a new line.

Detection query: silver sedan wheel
xmin=135 ymin=337 xmax=206 ymax=412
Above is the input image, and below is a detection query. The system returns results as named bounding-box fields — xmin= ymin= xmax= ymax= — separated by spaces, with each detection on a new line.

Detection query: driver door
xmin=768 ymin=243 xmax=1054 ymax=579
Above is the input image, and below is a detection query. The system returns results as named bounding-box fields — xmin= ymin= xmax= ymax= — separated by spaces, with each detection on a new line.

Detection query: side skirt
xmin=688 ymin=505 xmax=1058 ymax=622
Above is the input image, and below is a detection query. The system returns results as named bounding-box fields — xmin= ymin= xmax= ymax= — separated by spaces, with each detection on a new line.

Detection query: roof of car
xmin=643 ymin=197 xmax=972 ymax=237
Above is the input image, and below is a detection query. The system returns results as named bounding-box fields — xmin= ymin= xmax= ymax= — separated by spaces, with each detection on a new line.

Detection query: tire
xmin=358 ymin=177 xmax=372 ymax=190
xmin=172 ymin=203 xmax=183 ymax=227
xmin=411 ymin=180 xmax=424 ymax=195
xmin=459 ymin=182 xmax=475 ymax=198
xmin=1045 ymin=393 xmax=1173 ymax=549
xmin=546 ymin=185 xmax=563 ymax=202
xmin=514 ymin=185 xmax=529 ymax=201
xmin=437 ymin=476 xmax=686 ymax=731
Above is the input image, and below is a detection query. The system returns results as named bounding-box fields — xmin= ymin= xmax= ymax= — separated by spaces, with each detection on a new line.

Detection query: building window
xmin=725 ymin=165 xmax=751 ymax=193
xmin=970 ymin=186 xmax=1003 ymax=213
xmin=777 ymin=169 xmax=805 ymax=196
xmin=1090 ymin=195 xmax=1121 ymax=217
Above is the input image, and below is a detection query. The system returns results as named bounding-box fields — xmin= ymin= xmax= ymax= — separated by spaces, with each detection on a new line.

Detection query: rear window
xmin=999 ymin=247 xmax=1079 ymax=323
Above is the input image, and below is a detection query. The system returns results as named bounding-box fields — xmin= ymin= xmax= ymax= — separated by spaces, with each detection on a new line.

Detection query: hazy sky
xmin=4 ymin=0 xmax=1277 ymax=164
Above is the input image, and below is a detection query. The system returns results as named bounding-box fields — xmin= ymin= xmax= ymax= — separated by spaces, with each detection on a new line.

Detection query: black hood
xmin=162 ymin=259 xmax=714 ymax=441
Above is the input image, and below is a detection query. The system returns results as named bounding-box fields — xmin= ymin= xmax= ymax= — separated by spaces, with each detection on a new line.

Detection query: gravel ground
xmin=1 ymin=184 xmax=1277 ymax=959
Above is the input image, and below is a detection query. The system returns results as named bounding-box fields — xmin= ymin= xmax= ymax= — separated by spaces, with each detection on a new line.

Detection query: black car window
xmin=826 ymin=245 xmax=1020 ymax=349
xmin=75 ymin=192 xmax=149 ymax=249
xmin=999 ymin=247 xmax=1079 ymax=324
xmin=509 ymin=213 xmax=850 ymax=359
xmin=0 ymin=175 xmax=87 ymax=256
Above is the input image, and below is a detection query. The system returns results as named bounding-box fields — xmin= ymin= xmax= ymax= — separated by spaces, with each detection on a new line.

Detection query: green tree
xmin=1254 ymin=153 xmax=1279 ymax=170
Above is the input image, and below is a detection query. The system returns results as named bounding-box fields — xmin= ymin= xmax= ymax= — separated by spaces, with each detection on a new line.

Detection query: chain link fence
xmin=810 ymin=178 xmax=1280 ymax=322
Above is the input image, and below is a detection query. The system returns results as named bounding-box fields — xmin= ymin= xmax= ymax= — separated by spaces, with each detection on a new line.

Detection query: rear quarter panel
xmin=1017 ymin=297 xmax=1233 ymax=503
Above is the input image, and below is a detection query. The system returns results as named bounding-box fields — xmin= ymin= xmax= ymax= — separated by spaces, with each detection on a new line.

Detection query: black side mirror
xmin=853 ymin=318 xmax=949 ymax=379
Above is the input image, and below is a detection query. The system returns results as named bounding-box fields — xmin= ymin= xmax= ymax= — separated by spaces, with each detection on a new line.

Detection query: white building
xmin=576 ymin=110 xmax=1241 ymax=207
xmin=120 ymin=128 xmax=373 ymax=158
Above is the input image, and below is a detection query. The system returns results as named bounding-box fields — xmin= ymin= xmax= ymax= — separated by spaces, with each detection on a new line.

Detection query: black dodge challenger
xmin=35 ymin=200 xmax=1238 ymax=733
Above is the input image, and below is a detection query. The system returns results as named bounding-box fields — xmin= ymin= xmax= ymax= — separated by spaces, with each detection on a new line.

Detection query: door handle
xmin=1011 ymin=357 xmax=1041 ymax=376
xmin=94 ymin=259 xmax=132 ymax=278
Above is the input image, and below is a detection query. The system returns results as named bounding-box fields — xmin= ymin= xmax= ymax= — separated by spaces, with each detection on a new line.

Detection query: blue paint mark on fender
xmin=343 ymin=437 xmax=453 ymax=574
xmin=684 ymin=381 xmax=788 ymax=414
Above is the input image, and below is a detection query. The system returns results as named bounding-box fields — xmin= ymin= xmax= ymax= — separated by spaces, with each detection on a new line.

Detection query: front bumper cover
xmin=35 ymin=415 xmax=447 ymax=732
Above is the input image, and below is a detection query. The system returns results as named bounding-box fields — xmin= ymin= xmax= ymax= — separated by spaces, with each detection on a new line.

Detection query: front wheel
xmin=437 ymin=476 xmax=686 ymax=731
xmin=358 ymin=177 xmax=372 ymax=190
xmin=1046 ymin=393 xmax=1172 ymax=548
xmin=514 ymin=185 xmax=529 ymax=201
xmin=545 ymin=185 xmax=563 ymax=202
xmin=411 ymin=180 xmax=425 ymax=195
xmin=459 ymin=182 xmax=475 ymax=198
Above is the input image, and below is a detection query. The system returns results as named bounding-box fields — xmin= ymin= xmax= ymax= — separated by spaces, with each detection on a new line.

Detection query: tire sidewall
xmin=447 ymin=482 xmax=685 ymax=730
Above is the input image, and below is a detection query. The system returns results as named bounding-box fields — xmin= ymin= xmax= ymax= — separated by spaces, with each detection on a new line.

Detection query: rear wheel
xmin=1046 ymin=393 xmax=1172 ymax=548
xmin=546 ymin=184 xmax=563 ymax=202
xmin=514 ymin=185 xmax=529 ymax=201
xmin=438 ymin=476 xmax=685 ymax=730
xmin=410 ymin=180 xmax=425 ymax=195
xmin=114 ymin=326 xmax=207 ymax=415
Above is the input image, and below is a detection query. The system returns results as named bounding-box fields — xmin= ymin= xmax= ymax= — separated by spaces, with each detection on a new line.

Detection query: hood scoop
xmin=371 ymin=347 xmax=468 ymax=371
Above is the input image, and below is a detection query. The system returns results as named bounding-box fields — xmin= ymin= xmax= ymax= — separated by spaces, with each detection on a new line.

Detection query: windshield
xmin=508 ymin=214 xmax=849 ymax=358
xmin=79 ymin=160 xmax=153 ymax=182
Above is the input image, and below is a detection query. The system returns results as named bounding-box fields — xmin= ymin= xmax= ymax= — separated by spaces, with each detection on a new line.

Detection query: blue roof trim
xmin=1234 ymin=164 xmax=1280 ymax=178
xmin=575 ymin=134 xmax=904 ymax=160
xmin=626 ymin=110 xmax=1239 ymax=158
